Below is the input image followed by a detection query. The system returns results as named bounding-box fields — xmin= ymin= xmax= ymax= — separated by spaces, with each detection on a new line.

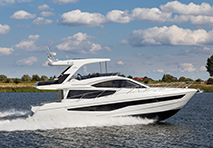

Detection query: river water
xmin=0 ymin=92 xmax=212 ymax=147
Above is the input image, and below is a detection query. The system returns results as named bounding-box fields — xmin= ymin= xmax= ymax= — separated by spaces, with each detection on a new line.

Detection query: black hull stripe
xmin=131 ymin=109 xmax=180 ymax=121
xmin=67 ymin=94 xmax=185 ymax=112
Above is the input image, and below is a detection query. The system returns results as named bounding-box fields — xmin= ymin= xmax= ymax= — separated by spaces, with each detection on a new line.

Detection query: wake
xmin=0 ymin=109 xmax=156 ymax=131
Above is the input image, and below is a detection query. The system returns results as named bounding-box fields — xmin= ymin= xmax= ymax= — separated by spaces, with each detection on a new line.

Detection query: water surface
xmin=0 ymin=92 xmax=212 ymax=147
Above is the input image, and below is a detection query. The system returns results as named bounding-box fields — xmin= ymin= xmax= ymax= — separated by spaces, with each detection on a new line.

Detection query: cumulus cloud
xmin=57 ymin=1 xmax=213 ymax=27
xmin=56 ymin=32 xmax=106 ymax=54
xmin=0 ymin=24 xmax=10 ymax=34
xmin=38 ymin=4 xmax=51 ymax=11
xmin=160 ymin=1 xmax=213 ymax=26
xmin=52 ymin=0 xmax=78 ymax=4
xmin=173 ymin=15 xmax=213 ymax=25
xmin=0 ymin=0 xmax=31 ymax=6
xmin=156 ymin=69 xmax=164 ymax=73
xmin=40 ymin=11 xmax=54 ymax=17
xmin=131 ymin=8 xmax=171 ymax=22
xmin=200 ymin=66 xmax=206 ymax=71
xmin=125 ymin=25 xmax=213 ymax=47
xmin=11 ymin=10 xmax=36 ymax=19
xmin=161 ymin=1 xmax=213 ymax=16
xmin=59 ymin=8 xmax=171 ymax=27
xmin=15 ymin=34 xmax=42 ymax=51
xmin=179 ymin=63 xmax=196 ymax=72
xmin=106 ymin=10 xmax=131 ymax=23
xmin=16 ymin=56 xmax=38 ymax=66
xmin=180 ymin=47 xmax=213 ymax=55
xmin=42 ymin=61 xmax=49 ymax=67
xmin=60 ymin=10 xmax=106 ymax=27
xmin=0 ymin=47 xmax=13 ymax=55
xmin=117 ymin=60 xmax=124 ymax=65
xmin=33 ymin=17 xmax=53 ymax=25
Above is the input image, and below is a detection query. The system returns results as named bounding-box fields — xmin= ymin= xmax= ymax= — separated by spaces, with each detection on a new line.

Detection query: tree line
xmin=0 ymin=74 xmax=56 ymax=84
xmin=0 ymin=55 xmax=213 ymax=84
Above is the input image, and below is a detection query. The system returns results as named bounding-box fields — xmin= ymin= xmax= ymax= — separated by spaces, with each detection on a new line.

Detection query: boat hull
xmin=31 ymin=88 xmax=197 ymax=121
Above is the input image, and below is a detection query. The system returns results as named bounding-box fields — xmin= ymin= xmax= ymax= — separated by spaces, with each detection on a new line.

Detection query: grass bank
xmin=0 ymin=82 xmax=56 ymax=92
xmin=0 ymin=82 xmax=212 ymax=93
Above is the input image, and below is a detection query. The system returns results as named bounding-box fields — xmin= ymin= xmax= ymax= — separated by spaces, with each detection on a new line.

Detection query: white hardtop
xmin=48 ymin=58 xmax=111 ymax=67
xmin=48 ymin=58 xmax=110 ymax=77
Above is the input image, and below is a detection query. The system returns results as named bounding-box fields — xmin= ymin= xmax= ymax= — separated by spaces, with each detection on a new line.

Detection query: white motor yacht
xmin=32 ymin=52 xmax=198 ymax=121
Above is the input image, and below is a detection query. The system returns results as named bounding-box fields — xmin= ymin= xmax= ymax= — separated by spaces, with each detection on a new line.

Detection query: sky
xmin=0 ymin=0 xmax=213 ymax=80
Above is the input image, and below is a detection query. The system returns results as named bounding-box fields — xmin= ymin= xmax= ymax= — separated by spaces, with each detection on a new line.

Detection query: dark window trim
xmin=92 ymin=80 xmax=145 ymax=88
xmin=67 ymin=94 xmax=185 ymax=111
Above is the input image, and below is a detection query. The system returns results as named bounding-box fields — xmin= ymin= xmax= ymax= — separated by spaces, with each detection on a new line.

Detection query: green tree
xmin=49 ymin=75 xmax=57 ymax=80
xmin=127 ymin=75 xmax=133 ymax=79
xmin=179 ymin=76 xmax=187 ymax=82
xmin=0 ymin=75 xmax=7 ymax=82
xmin=41 ymin=75 xmax=48 ymax=81
xmin=162 ymin=74 xmax=178 ymax=82
xmin=32 ymin=74 xmax=41 ymax=81
xmin=206 ymin=55 xmax=213 ymax=77
xmin=4 ymin=78 xmax=13 ymax=83
xmin=14 ymin=78 xmax=21 ymax=84
xmin=195 ymin=78 xmax=203 ymax=83
xmin=185 ymin=78 xmax=193 ymax=82
xmin=21 ymin=74 xmax=31 ymax=81
xmin=207 ymin=78 xmax=213 ymax=85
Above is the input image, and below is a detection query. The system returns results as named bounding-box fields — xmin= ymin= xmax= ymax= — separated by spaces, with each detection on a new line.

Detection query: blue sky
xmin=0 ymin=0 xmax=212 ymax=80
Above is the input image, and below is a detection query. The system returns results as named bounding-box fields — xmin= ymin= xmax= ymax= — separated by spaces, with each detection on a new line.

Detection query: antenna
xmin=45 ymin=46 xmax=56 ymax=61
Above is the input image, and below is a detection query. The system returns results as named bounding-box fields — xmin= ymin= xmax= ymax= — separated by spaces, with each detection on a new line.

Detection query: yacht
xmin=32 ymin=52 xmax=198 ymax=121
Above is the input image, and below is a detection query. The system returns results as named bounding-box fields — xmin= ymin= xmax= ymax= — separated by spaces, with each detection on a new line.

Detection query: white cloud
xmin=11 ymin=10 xmax=36 ymax=19
xmin=0 ymin=24 xmax=10 ymax=34
xmin=106 ymin=10 xmax=131 ymax=23
xmin=59 ymin=8 xmax=171 ymax=27
xmin=0 ymin=47 xmax=13 ymax=55
xmin=38 ymin=4 xmax=51 ymax=11
xmin=16 ymin=56 xmax=38 ymax=66
xmin=126 ymin=25 xmax=213 ymax=47
xmin=0 ymin=0 xmax=31 ymax=6
xmin=33 ymin=17 xmax=53 ymax=25
xmin=15 ymin=34 xmax=42 ymax=51
xmin=60 ymin=10 xmax=106 ymax=27
xmin=200 ymin=66 xmax=206 ymax=71
xmin=161 ymin=1 xmax=213 ymax=16
xmin=180 ymin=46 xmax=213 ymax=55
xmin=179 ymin=63 xmax=196 ymax=72
xmin=156 ymin=69 xmax=164 ymax=73
xmin=173 ymin=15 xmax=213 ymax=25
xmin=131 ymin=8 xmax=171 ymax=22
xmin=117 ymin=60 xmax=124 ymax=65
xmin=42 ymin=61 xmax=49 ymax=67
xmin=52 ymin=0 xmax=78 ymax=4
xmin=40 ymin=11 xmax=54 ymax=17
xmin=56 ymin=32 xmax=105 ymax=54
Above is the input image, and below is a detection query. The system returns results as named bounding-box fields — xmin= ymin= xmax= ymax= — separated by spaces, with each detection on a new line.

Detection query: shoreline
xmin=0 ymin=82 xmax=212 ymax=92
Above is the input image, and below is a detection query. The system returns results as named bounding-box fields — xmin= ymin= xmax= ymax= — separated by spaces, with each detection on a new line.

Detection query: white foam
xmin=0 ymin=109 xmax=30 ymax=118
xmin=0 ymin=110 xmax=156 ymax=131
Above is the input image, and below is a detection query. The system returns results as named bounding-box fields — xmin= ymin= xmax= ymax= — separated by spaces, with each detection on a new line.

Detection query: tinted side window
xmin=93 ymin=80 xmax=145 ymax=88
xmin=67 ymin=90 xmax=116 ymax=99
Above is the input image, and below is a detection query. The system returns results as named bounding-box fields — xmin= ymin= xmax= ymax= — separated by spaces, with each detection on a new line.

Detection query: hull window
xmin=67 ymin=90 xmax=116 ymax=99
xmin=93 ymin=80 xmax=145 ymax=88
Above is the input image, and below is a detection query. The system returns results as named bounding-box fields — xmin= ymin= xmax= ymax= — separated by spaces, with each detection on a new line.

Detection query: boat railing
xmin=149 ymin=81 xmax=194 ymax=90
xmin=73 ymin=81 xmax=196 ymax=102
